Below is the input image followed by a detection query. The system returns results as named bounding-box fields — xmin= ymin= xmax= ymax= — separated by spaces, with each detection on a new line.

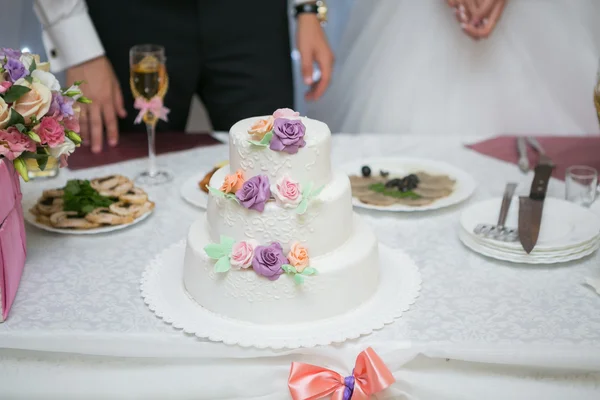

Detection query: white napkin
xmin=583 ymin=277 xmax=600 ymax=296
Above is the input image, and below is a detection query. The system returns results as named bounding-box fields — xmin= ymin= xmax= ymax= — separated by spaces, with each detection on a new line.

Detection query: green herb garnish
xmin=63 ymin=179 xmax=115 ymax=216
xmin=368 ymin=183 xmax=421 ymax=199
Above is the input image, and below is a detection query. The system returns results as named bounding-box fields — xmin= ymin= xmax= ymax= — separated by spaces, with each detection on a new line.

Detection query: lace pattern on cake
xmin=216 ymin=195 xmax=320 ymax=244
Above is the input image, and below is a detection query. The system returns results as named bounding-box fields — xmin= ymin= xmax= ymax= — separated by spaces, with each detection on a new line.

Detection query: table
xmin=1 ymin=134 xmax=599 ymax=399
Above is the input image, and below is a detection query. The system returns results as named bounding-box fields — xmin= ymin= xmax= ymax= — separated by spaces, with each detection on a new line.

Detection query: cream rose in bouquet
xmin=0 ymin=48 xmax=89 ymax=181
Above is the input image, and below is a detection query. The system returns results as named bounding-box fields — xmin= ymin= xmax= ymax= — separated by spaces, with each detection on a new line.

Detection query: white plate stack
xmin=459 ymin=197 xmax=600 ymax=264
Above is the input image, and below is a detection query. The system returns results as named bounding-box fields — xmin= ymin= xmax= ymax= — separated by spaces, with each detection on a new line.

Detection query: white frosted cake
xmin=183 ymin=109 xmax=380 ymax=324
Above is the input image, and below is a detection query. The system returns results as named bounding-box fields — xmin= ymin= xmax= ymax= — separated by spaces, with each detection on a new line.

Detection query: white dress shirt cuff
xmin=40 ymin=12 xmax=104 ymax=72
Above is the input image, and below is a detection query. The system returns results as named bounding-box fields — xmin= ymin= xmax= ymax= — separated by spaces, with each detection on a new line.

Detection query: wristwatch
xmin=294 ymin=1 xmax=328 ymax=25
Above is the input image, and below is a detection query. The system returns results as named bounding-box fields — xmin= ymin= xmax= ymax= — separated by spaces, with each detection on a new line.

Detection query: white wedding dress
xmin=311 ymin=0 xmax=600 ymax=136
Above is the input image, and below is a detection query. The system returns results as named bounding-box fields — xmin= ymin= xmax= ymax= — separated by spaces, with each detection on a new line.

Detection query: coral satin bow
xmin=133 ymin=96 xmax=170 ymax=124
xmin=288 ymin=347 xmax=395 ymax=400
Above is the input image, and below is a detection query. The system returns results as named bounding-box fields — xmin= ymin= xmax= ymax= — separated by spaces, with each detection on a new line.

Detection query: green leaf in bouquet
xmin=14 ymin=123 xmax=25 ymax=133
xmin=37 ymin=154 xmax=48 ymax=171
xmin=12 ymin=157 xmax=28 ymax=182
xmin=77 ymin=96 xmax=92 ymax=104
xmin=3 ymin=85 xmax=32 ymax=103
xmin=293 ymin=274 xmax=305 ymax=285
xmin=27 ymin=131 xmax=41 ymax=143
xmin=214 ymin=256 xmax=231 ymax=273
xmin=65 ymin=130 xmax=82 ymax=145
xmin=248 ymin=131 xmax=273 ymax=147
xmin=73 ymin=80 xmax=86 ymax=86
xmin=5 ymin=109 xmax=24 ymax=127
xmin=28 ymin=58 xmax=37 ymax=73
xmin=24 ymin=76 xmax=33 ymax=84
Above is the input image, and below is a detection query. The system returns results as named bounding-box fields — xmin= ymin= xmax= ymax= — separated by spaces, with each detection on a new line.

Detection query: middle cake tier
xmin=207 ymin=167 xmax=353 ymax=257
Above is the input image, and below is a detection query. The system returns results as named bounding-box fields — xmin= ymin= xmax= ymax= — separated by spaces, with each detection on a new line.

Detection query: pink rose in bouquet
xmin=0 ymin=127 xmax=36 ymax=161
xmin=35 ymin=117 xmax=65 ymax=147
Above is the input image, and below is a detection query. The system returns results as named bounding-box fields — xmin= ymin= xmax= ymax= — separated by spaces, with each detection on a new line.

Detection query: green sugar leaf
xmin=368 ymin=183 xmax=421 ymax=199
xmin=301 ymin=267 xmax=317 ymax=276
xmin=220 ymin=236 xmax=236 ymax=252
xmin=214 ymin=256 xmax=231 ymax=273
xmin=310 ymin=185 xmax=325 ymax=198
xmin=3 ymin=85 xmax=32 ymax=103
xmin=224 ymin=193 xmax=239 ymax=203
xmin=204 ymin=243 xmax=227 ymax=259
xmin=260 ymin=131 xmax=273 ymax=145
xmin=281 ymin=264 xmax=295 ymax=274
xmin=293 ymin=274 xmax=305 ymax=285
xmin=301 ymin=182 xmax=314 ymax=198
xmin=207 ymin=186 xmax=225 ymax=198
xmin=295 ymin=199 xmax=309 ymax=215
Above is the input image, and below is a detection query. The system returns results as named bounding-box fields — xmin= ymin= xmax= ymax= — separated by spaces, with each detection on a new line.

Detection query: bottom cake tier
xmin=183 ymin=214 xmax=380 ymax=324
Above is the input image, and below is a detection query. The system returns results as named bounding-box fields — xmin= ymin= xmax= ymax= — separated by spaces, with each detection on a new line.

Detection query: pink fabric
xmin=466 ymin=135 xmax=600 ymax=181
xmin=0 ymin=158 xmax=27 ymax=321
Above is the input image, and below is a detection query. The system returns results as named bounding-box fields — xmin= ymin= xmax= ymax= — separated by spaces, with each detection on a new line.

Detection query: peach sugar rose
xmin=287 ymin=242 xmax=309 ymax=272
xmin=220 ymin=169 xmax=245 ymax=194
xmin=248 ymin=116 xmax=274 ymax=140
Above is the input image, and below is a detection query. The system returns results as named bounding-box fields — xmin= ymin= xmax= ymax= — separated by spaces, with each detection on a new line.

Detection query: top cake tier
xmin=229 ymin=114 xmax=332 ymax=188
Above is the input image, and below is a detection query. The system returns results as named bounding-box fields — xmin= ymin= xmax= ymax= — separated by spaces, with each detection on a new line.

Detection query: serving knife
xmin=518 ymin=156 xmax=554 ymax=253
xmin=526 ymin=137 xmax=555 ymax=167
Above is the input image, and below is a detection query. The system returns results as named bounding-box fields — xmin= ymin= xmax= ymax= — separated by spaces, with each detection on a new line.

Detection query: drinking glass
xmin=565 ymin=165 xmax=599 ymax=207
xmin=129 ymin=44 xmax=171 ymax=185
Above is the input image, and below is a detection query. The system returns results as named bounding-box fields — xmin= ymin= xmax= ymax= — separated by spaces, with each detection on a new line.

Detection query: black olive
xmin=380 ymin=170 xmax=390 ymax=178
xmin=385 ymin=178 xmax=402 ymax=188
xmin=361 ymin=166 xmax=371 ymax=177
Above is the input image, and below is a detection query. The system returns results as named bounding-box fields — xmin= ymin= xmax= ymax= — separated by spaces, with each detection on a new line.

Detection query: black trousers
xmin=87 ymin=0 xmax=294 ymax=132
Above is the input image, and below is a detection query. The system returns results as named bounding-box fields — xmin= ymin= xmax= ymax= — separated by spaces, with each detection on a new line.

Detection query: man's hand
xmin=296 ymin=13 xmax=334 ymax=101
xmin=66 ymin=56 xmax=126 ymax=153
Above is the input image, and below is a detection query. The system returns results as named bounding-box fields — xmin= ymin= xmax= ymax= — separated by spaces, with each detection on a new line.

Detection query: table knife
xmin=517 ymin=137 xmax=529 ymax=172
xmin=518 ymin=159 xmax=555 ymax=254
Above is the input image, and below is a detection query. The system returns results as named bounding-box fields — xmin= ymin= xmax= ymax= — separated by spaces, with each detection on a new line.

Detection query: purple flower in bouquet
xmin=252 ymin=242 xmax=286 ymax=281
xmin=0 ymin=48 xmax=22 ymax=60
xmin=48 ymin=92 xmax=74 ymax=118
xmin=270 ymin=118 xmax=306 ymax=154
xmin=5 ymin=58 xmax=27 ymax=82
xmin=235 ymin=175 xmax=270 ymax=212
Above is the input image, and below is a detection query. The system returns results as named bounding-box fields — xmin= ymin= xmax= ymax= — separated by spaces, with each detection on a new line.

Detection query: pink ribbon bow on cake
xmin=288 ymin=347 xmax=395 ymax=400
xmin=133 ymin=97 xmax=170 ymax=124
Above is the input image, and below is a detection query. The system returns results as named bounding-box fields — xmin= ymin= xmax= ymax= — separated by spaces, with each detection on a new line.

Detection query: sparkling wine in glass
xmin=129 ymin=44 xmax=171 ymax=185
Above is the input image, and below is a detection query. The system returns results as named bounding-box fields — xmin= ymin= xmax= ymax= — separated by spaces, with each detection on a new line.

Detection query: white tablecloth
xmin=1 ymin=134 xmax=599 ymax=399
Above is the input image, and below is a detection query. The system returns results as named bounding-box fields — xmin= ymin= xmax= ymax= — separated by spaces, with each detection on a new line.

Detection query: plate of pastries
xmin=26 ymin=175 xmax=154 ymax=234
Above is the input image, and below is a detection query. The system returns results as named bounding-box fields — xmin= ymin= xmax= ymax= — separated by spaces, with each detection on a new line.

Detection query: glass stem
xmin=145 ymin=116 xmax=158 ymax=178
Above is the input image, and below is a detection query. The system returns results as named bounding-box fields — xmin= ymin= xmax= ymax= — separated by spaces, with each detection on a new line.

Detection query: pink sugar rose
xmin=271 ymin=176 xmax=302 ymax=208
xmin=273 ymin=108 xmax=300 ymax=119
xmin=0 ymin=126 xmax=36 ymax=160
xmin=36 ymin=116 xmax=65 ymax=147
xmin=230 ymin=240 xmax=259 ymax=269
xmin=0 ymin=81 xmax=12 ymax=94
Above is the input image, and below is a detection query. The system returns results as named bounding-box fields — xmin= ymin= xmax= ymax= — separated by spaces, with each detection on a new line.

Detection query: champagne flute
xmin=129 ymin=44 xmax=171 ymax=185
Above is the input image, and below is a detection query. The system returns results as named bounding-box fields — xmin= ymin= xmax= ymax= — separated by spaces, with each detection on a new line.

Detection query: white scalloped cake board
xmin=141 ymin=241 xmax=421 ymax=349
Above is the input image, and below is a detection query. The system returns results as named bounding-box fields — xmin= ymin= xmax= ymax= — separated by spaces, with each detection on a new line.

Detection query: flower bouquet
xmin=0 ymin=48 xmax=88 ymax=321
xmin=0 ymin=48 xmax=88 ymax=179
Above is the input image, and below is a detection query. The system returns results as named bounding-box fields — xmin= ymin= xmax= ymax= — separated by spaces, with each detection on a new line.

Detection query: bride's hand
xmin=461 ymin=0 xmax=507 ymax=39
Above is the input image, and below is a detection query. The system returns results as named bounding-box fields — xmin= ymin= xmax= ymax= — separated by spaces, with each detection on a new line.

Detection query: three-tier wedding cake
xmin=183 ymin=109 xmax=380 ymax=324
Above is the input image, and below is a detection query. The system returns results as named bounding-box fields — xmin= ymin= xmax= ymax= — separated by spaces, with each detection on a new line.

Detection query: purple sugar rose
xmin=269 ymin=118 xmax=306 ymax=154
xmin=5 ymin=58 xmax=27 ymax=82
xmin=235 ymin=175 xmax=270 ymax=212
xmin=252 ymin=242 xmax=286 ymax=281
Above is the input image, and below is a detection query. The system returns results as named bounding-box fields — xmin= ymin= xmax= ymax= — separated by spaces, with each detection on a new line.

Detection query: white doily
xmin=140 ymin=240 xmax=421 ymax=349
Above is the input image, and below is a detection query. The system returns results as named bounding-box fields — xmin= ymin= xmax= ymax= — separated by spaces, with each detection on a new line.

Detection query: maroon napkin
xmin=467 ymin=135 xmax=600 ymax=180
xmin=67 ymin=131 xmax=222 ymax=170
